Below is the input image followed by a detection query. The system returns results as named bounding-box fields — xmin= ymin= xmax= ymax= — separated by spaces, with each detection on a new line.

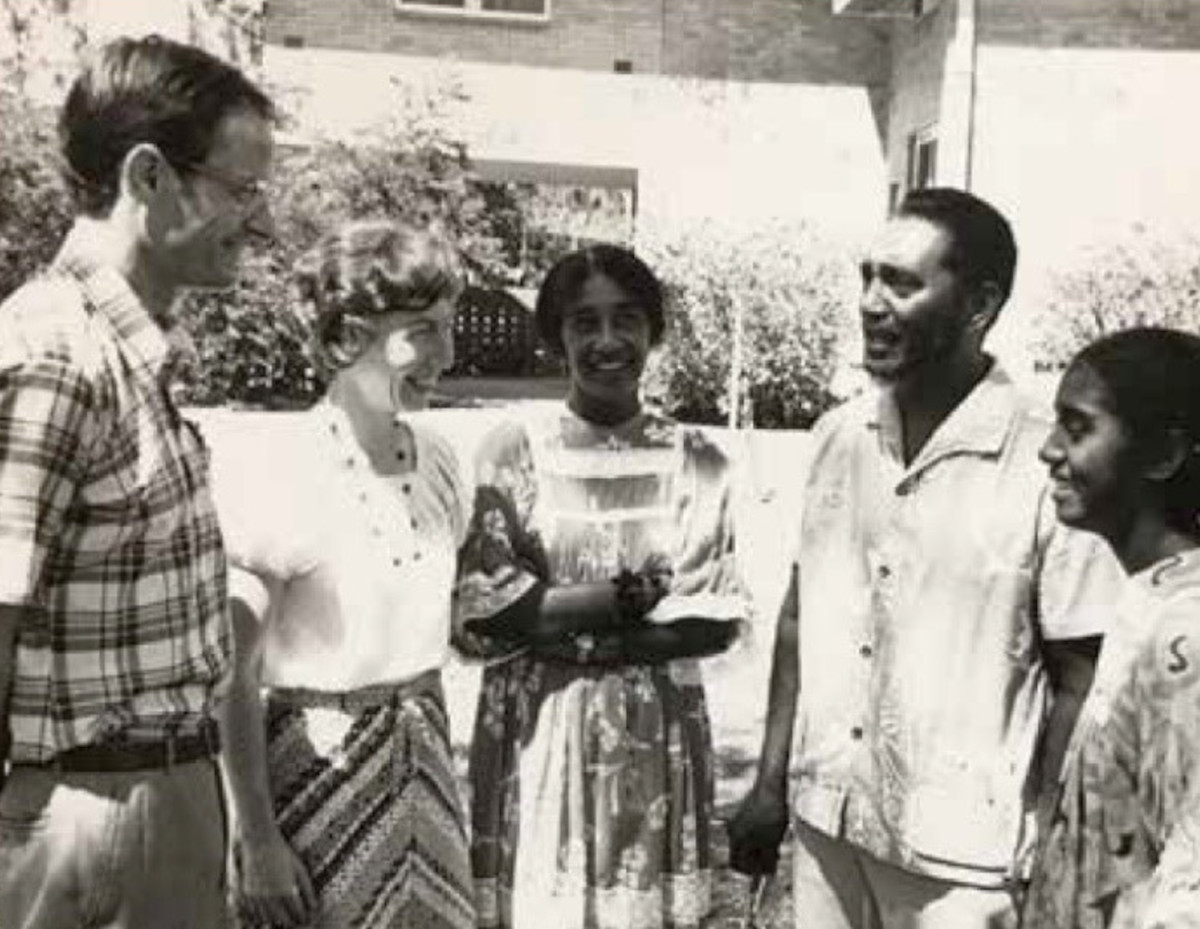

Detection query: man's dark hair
xmin=897 ymin=187 xmax=1018 ymax=305
xmin=58 ymin=35 xmax=274 ymax=216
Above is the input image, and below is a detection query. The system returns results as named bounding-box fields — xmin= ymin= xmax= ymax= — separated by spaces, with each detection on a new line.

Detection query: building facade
xmin=262 ymin=0 xmax=1200 ymax=360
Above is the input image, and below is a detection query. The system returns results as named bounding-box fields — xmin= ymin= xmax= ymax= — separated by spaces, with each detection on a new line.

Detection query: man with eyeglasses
xmin=0 ymin=35 xmax=274 ymax=928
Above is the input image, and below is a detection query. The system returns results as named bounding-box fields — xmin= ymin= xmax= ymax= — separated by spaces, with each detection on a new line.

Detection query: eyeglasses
xmin=176 ymin=160 xmax=269 ymax=209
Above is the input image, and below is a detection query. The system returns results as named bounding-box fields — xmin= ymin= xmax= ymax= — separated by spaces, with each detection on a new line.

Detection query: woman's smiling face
xmin=337 ymin=298 xmax=457 ymax=413
xmin=1040 ymin=361 xmax=1141 ymax=540
xmin=560 ymin=272 xmax=652 ymax=418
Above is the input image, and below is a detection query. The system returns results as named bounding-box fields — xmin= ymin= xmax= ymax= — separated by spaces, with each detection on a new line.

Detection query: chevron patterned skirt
xmin=260 ymin=672 xmax=474 ymax=929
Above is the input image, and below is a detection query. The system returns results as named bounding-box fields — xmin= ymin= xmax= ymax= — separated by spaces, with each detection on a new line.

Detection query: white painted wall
xmin=971 ymin=45 xmax=1200 ymax=362
xmin=266 ymin=45 xmax=888 ymax=246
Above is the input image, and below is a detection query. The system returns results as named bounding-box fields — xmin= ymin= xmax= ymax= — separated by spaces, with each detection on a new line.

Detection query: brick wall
xmin=661 ymin=0 xmax=889 ymax=85
xmin=267 ymin=0 xmax=663 ymax=73
xmin=981 ymin=0 xmax=1200 ymax=50
xmin=267 ymin=0 xmax=889 ymax=85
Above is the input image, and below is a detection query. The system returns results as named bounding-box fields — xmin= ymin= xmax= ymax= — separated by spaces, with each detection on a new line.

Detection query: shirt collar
xmin=869 ymin=359 xmax=1021 ymax=473
xmin=1142 ymin=548 xmax=1200 ymax=592
xmin=51 ymin=223 xmax=174 ymax=381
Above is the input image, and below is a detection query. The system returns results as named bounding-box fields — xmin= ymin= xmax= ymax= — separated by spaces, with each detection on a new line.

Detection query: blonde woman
xmin=214 ymin=220 xmax=474 ymax=929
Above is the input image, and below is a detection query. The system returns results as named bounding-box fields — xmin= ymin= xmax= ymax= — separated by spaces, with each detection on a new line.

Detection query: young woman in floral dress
xmin=455 ymin=244 xmax=750 ymax=929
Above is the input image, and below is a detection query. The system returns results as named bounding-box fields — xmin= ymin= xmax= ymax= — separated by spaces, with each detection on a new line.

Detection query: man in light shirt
xmin=729 ymin=187 xmax=1120 ymax=928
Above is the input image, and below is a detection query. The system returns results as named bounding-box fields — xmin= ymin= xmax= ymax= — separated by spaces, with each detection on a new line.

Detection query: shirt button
xmin=402 ymin=484 xmax=412 ymax=494
xmin=410 ymin=518 xmax=418 ymax=529
xmin=860 ymin=644 xmax=873 ymax=658
xmin=850 ymin=726 xmax=864 ymax=740
xmin=392 ymin=557 xmax=402 ymax=567
xmin=878 ymin=565 xmax=891 ymax=579
xmin=413 ymin=552 xmax=422 ymax=561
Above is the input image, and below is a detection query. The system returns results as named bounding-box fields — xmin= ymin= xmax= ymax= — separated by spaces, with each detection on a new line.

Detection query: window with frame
xmin=907 ymin=125 xmax=937 ymax=191
xmin=395 ymin=0 xmax=548 ymax=18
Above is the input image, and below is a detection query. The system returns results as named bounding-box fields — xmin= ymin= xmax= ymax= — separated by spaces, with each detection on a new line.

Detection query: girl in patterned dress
xmin=213 ymin=220 xmax=475 ymax=929
xmin=1025 ymin=327 xmax=1200 ymax=928
xmin=454 ymin=245 xmax=750 ymax=929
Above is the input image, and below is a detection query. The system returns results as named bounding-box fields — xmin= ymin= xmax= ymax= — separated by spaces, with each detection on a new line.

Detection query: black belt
xmin=33 ymin=726 xmax=220 ymax=773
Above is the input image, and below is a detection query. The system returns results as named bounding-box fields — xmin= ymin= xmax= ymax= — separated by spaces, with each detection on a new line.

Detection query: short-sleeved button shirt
xmin=791 ymin=362 xmax=1120 ymax=886
xmin=0 ymin=227 xmax=230 ymax=763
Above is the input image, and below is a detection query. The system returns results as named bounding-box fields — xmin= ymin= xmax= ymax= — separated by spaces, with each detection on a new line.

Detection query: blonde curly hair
xmin=293 ymin=219 xmax=465 ymax=373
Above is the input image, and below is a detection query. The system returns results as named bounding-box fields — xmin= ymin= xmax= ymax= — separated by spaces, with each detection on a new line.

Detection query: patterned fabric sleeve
xmin=0 ymin=293 xmax=103 ymax=607
xmin=417 ymin=422 xmax=470 ymax=550
xmin=647 ymin=426 xmax=751 ymax=628
xmin=452 ymin=418 xmax=549 ymax=662
xmin=1122 ymin=601 xmax=1200 ymax=926
xmin=1086 ymin=597 xmax=1200 ymax=918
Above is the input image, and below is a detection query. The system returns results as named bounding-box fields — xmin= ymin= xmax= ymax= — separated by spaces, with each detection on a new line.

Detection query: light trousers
xmin=792 ymin=818 xmax=1019 ymax=929
xmin=0 ymin=759 xmax=228 ymax=929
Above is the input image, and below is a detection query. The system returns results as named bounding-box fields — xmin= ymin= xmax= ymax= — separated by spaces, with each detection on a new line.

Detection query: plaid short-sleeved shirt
xmin=0 ymin=227 xmax=230 ymax=764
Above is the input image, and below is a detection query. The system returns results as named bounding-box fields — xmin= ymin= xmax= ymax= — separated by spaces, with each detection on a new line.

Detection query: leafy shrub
xmin=1032 ymin=229 xmax=1200 ymax=369
xmin=640 ymin=222 xmax=855 ymax=430
xmin=0 ymin=90 xmax=73 ymax=302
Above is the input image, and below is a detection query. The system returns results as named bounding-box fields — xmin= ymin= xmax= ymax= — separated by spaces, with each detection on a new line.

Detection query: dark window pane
xmin=481 ymin=0 xmax=546 ymax=13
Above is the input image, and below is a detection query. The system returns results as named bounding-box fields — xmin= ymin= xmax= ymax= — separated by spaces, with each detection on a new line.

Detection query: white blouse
xmin=209 ymin=402 xmax=468 ymax=690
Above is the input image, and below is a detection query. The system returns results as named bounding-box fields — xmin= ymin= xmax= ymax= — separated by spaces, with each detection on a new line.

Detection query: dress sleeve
xmin=646 ymin=427 xmax=751 ymax=628
xmin=415 ymin=422 xmax=470 ymax=549
xmin=452 ymin=418 xmax=549 ymax=661
xmin=1036 ymin=492 xmax=1125 ymax=641
xmin=1128 ymin=601 xmax=1200 ymax=924
xmin=1088 ymin=598 xmax=1200 ymax=916
xmin=205 ymin=415 xmax=306 ymax=617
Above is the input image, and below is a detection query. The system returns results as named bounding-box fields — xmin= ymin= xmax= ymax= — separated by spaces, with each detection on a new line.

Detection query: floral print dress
xmin=1025 ymin=549 xmax=1200 ymax=929
xmin=454 ymin=406 xmax=748 ymax=929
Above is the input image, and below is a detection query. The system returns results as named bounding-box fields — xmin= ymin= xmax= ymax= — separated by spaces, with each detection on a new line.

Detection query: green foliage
xmin=0 ymin=91 xmax=73 ymax=301
xmin=1032 ymin=230 xmax=1200 ymax=369
xmin=640 ymin=222 xmax=855 ymax=430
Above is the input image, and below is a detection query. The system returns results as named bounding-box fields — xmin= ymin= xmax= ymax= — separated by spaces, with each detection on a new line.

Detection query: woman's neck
xmin=326 ymin=380 xmax=413 ymax=475
xmin=1110 ymin=510 xmax=1200 ymax=575
xmin=567 ymin=386 xmax=640 ymax=428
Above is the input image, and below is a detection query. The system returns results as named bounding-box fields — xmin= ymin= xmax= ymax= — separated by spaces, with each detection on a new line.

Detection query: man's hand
xmin=231 ymin=827 xmax=318 ymax=927
xmin=727 ymin=783 xmax=790 ymax=877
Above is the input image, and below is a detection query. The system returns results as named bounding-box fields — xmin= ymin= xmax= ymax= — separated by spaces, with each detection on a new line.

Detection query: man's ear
xmin=1144 ymin=428 xmax=1191 ymax=483
xmin=965 ymin=280 xmax=1003 ymax=340
xmin=120 ymin=143 xmax=167 ymax=204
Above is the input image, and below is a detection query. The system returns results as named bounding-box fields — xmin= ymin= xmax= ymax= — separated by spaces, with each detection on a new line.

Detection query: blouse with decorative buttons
xmin=208 ymin=402 xmax=468 ymax=691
